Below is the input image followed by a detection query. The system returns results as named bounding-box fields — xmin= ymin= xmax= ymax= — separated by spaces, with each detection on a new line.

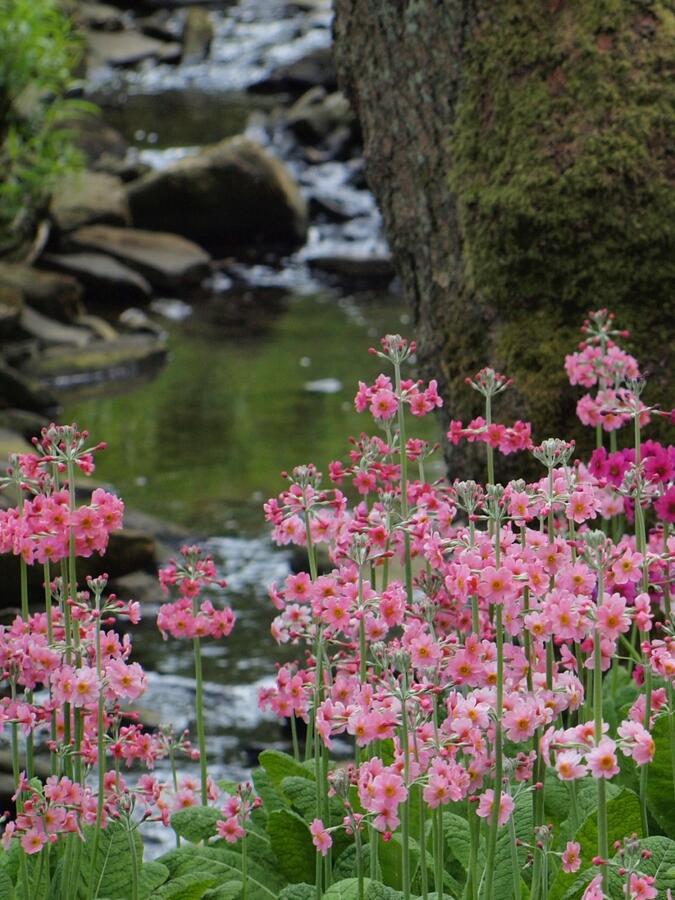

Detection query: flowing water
xmin=58 ymin=0 xmax=441 ymax=854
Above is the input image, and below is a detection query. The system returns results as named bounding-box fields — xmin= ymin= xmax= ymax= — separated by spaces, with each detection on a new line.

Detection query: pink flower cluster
xmin=447 ymin=416 xmax=533 ymax=455
xmin=157 ymin=545 xmax=235 ymax=640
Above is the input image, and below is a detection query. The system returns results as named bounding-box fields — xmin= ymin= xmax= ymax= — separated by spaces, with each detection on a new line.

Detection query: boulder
xmin=127 ymin=136 xmax=308 ymax=252
xmin=306 ymin=252 xmax=395 ymax=281
xmin=0 ymin=409 xmax=47 ymax=442
xmin=0 ymin=362 xmax=57 ymax=412
xmin=110 ymin=570 xmax=163 ymax=605
xmin=0 ymin=287 xmax=23 ymax=338
xmin=63 ymin=115 xmax=128 ymax=166
xmin=26 ymin=335 xmax=168 ymax=386
xmin=40 ymin=252 xmax=152 ymax=307
xmin=76 ymin=2 xmax=125 ymax=31
xmin=66 ymin=226 xmax=211 ymax=290
xmin=286 ymin=88 xmax=355 ymax=145
xmin=181 ymin=7 xmax=214 ymax=64
xmin=249 ymin=46 xmax=337 ymax=95
xmin=19 ymin=307 xmax=93 ymax=348
xmin=84 ymin=28 xmax=181 ymax=68
xmin=49 ymin=171 xmax=131 ymax=233
xmin=0 ymin=263 xmax=84 ymax=322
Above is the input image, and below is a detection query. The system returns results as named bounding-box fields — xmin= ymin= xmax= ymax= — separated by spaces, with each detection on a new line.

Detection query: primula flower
xmin=476 ymin=789 xmax=514 ymax=826
xmin=561 ymin=841 xmax=582 ymax=873
xmin=587 ymin=739 xmax=620 ymax=779
xmin=310 ymin=818 xmax=332 ymax=856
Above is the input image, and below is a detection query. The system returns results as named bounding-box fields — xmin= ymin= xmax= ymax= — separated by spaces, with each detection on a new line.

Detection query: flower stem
xmin=594 ymin=569 xmax=608 ymax=891
xmin=192 ymin=630 xmax=208 ymax=805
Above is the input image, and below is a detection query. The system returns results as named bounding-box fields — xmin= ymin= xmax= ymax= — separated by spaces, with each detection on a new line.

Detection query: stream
xmin=58 ymin=0 xmax=439 ymax=856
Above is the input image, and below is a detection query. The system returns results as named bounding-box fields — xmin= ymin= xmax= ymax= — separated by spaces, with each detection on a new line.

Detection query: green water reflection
xmin=64 ymin=290 xmax=438 ymax=536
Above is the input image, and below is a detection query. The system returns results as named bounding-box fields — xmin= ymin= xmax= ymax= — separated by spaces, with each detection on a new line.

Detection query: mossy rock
xmin=447 ymin=0 xmax=674 ymax=451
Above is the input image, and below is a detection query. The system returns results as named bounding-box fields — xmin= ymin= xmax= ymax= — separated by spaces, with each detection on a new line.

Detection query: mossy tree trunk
xmin=333 ymin=1 xmax=674 ymax=471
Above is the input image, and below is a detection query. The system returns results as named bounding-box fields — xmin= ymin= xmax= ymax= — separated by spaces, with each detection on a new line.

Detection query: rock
xmin=286 ymin=88 xmax=355 ymax=145
xmin=0 ymin=427 xmax=32 ymax=458
xmin=249 ymin=46 xmax=337 ymax=95
xmin=19 ymin=306 xmax=93 ymax=348
xmin=66 ymin=226 xmax=211 ymax=290
xmin=306 ymin=252 xmax=395 ymax=280
xmin=182 ymin=7 xmax=214 ymax=64
xmin=110 ymin=570 xmax=163 ymax=605
xmin=138 ymin=11 xmax=180 ymax=43
xmin=127 ymin=136 xmax=308 ymax=252
xmin=76 ymin=2 xmax=125 ymax=30
xmin=40 ymin=252 xmax=152 ymax=307
xmin=49 ymin=171 xmax=131 ymax=233
xmin=91 ymin=155 xmax=153 ymax=183
xmin=26 ymin=335 xmax=168 ymax=387
xmin=0 ymin=287 xmax=23 ymax=337
xmin=84 ymin=28 xmax=181 ymax=68
xmin=0 ymin=409 xmax=47 ymax=442
xmin=118 ymin=308 xmax=166 ymax=336
xmin=74 ymin=314 xmax=119 ymax=342
xmin=63 ymin=116 xmax=128 ymax=166
xmin=0 ymin=362 xmax=57 ymax=412
xmin=0 ymin=263 xmax=84 ymax=322
xmin=90 ymin=528 xmax=157 ymax=578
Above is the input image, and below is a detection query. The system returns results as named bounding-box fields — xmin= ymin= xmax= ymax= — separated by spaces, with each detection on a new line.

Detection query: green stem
xmin=192 ymin=631 xmax=208 ymax=805
xmin=87 ymin=591 xmax=106 ymax=900
xmin=485 ymin=393 xmax=494 ymax=486
xmin=508 ymin=806 xmax=522 ymax=900
xmin=242 ymin=828 xmax=248 ymax=900
xmin=594 ymin=570 xmax=608 ymax=891
xmin=484 ymin=607 xmax=504 ymax=900
xmin=394 ymin=362 xmax=413 ymax=606
xmin=400 ymin=695 xmax=411 ymax=900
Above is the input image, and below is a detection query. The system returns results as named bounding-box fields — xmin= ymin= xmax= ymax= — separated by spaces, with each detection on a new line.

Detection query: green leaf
xmin=252 ymin=767 xmax=287 ymax=815
xmin=278 ymin=885 xmax=316 ymax=900
xmin=171 ymin=806 xmax=222 ymax=844
xmin=140 ymin=862 xmax=170 ymax=899
xmin=267 ymin=808 xmax=316 ymax=885
xmin=490 ymin=792 xmax=533 ymax=898
xmin=646 ymin=715 xmax=675 ymax=839
xmin=78 ymin=821 xmax=144 ymax=900
xmin=544 ymin=773 xmax=572 ymax=832
xmin=322 ymin=879 xmax=392 ymax=900
xmin=443 ymin=812 xmax=474 ymax=872
xmin=203 ymin=882 xmax=244 ymax=900
xmin=150 ymin=874 xmax=218 ymax=899
xmin=259 ymin=750 xmax=315 ymax=790
xmin=0 ymin=868 xmax=14 ymax=900
xmin=156 ymin=845 xmax=283 ymax=900
xmin=548 ymin=788 xmax=643 ymax=900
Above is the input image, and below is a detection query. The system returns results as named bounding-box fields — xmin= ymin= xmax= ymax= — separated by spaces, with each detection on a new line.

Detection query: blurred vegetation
xmin=0 ymin=0 xmax=88 ymax=255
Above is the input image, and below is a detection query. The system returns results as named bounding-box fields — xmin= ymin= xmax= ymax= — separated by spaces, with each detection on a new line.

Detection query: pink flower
xmin=310 ymin=818 xmax=332 ymax=856
xmin=587 ymin=739 xmax=620 ymax=779
xmin=369 ymin=389 xmax=398 ymax=420
xmin=555 ymin=749 xmax=587 ymax=781
xmin=596 ymin=593 xmax=630 ymax=642
xmin=477 ymin=566 xmax=517 ymax=605
xmin=476 ymin=790 xmax=514 ymax=827
xmin=561 ymin=841 xmax=581 ymax=873
xmin=581 ymin=874 xmax=605 ymax=900
xmin=627 ymin=873 xmax=657 ymax=899
xmin=217 ymin=816 xmax=245 ymax=843
xmin=21 ymin=828 xmax=47 ymax=854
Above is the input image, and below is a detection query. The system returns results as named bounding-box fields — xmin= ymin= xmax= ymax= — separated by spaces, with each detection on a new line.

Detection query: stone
xmin=305 ymin=252 xmax=395 ymax=280
xmin=63 ymin=115 xmax=128 ymax=166
xmin=127 ymin=136 xmax=308 ymax=252
xmin=0 ymin=409 xmax=47 ymax=442
xmin=249 ymin=46 xmax=337 ymax=94
xmin=66 ymin=226 xmax=211 ymax=290
xmin=91 ymin=155 xmax=152 ymax=183
xmin=0 ymin=427 xmax=32 ymax=458
xmin=0 ymin=287 xmax=23 ymax=337
xmin=74 ymin=314 xmax=119 ymax=342
xmin=40 ymin=252 xmax=153 ymax=307
xmin=0 ymin=362 xmax=57 ymax=412
xmin=182 ymin=7 xmax=214 ymax=64
xmin=110 ymin=570 xmax=164 ymax=605
xmin=26 ymin=335 xmax=168 ymax=386
xmin=0 ymin=263 xmax=84 ymax=322
xmin=286 ymin=88 xmax=355 ymax=145
xmin=76 ymin=2 xmax=125 ymax=31
xmin=49 ymin=171 xmax=131 ymax=233
xmin=84 ymin=28 xmax=180 ymax=68
xmin=19 ymin=306 xmax=93 ymax=348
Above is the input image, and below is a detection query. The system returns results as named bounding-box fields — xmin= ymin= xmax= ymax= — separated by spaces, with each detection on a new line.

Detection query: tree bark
xmin=333 ymin=1 xmax=674 ymax=472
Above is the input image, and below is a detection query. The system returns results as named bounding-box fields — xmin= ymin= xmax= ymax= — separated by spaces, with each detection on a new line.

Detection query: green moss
xmin=448 ymin=0 xmax=674 ymax=437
